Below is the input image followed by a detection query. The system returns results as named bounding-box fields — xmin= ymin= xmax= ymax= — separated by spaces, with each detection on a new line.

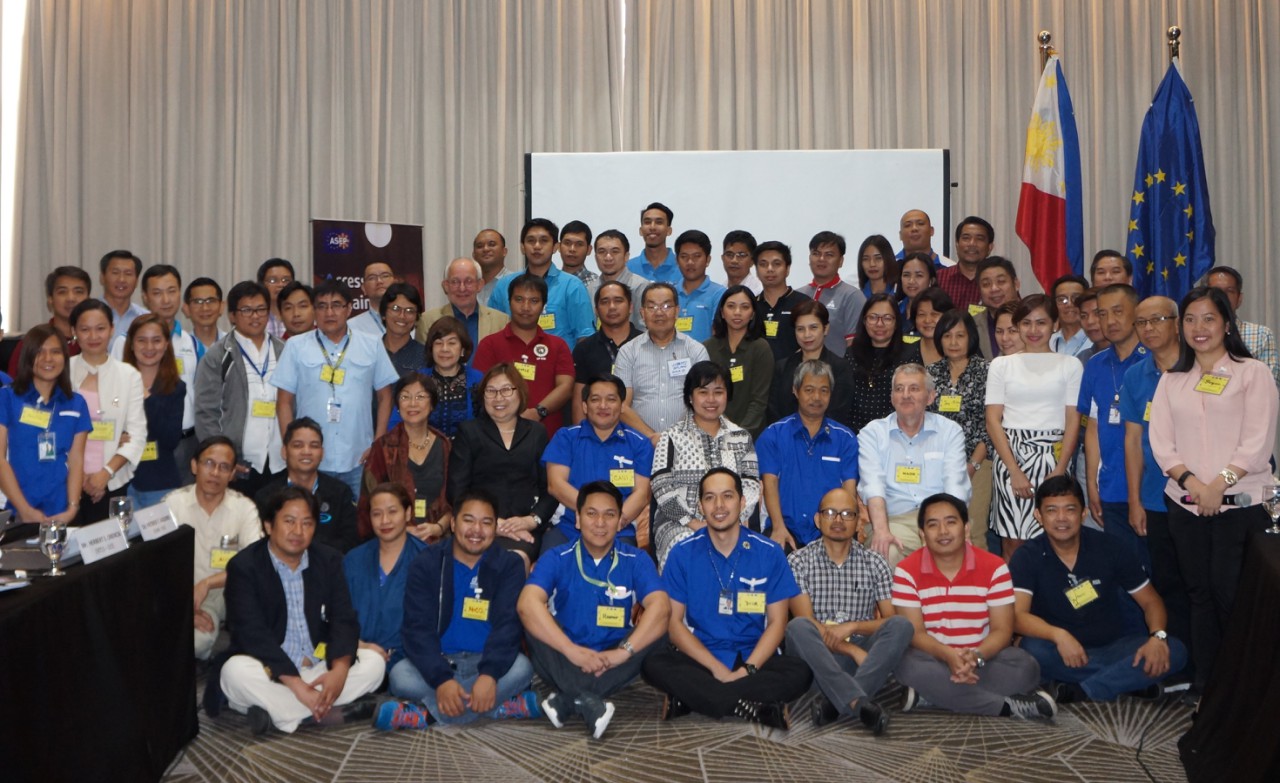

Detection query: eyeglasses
xmin=865 ymin=314 xmax=896 ymax=325
xmin=364 ymin=272 xmax=395 ymax=283
xmin=265 ymin=276 xmax=293 ymax=286
xmin=387 ymin=304 xmax=419 ymax=317
xmin=235 ymin=306 xmax=270 ymax=317
xmin=1134 ymin=315 xmax=1177 ymax=328
xmin=315 ymin=301 xmax=349 ymax=311
xmin=643 ymin=302 xmax=676 ymax=313
xmin=200 ymin=459 xmax=235 ymax=475
xmin=484 ymin=386 xmax=517 ymax=399
xmin=445 ymin=278 xmax=478 ymax=289
xmin=189 ymin=297 xmax=221 ymax=307
xmin=817 ymin=508 xmax=858 ymax=521
xmin=596 ymin=248 xmax=626 ymax=258
xmin=398 ymin=392 xmax=430 ymax=404
xmin=1055 ymin=294 xmax=1081 ymax=305
xmin=723 ymin=251 xmax=751 ymax=261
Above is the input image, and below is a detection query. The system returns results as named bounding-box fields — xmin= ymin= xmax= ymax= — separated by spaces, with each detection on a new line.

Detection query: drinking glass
xmin=110 ymin=496 xmax=133 ymax=545
xmin=39 ymin=523 xmax=69 ymax=576
xmin=1263 ymin=484 xmax=1280 ymax=535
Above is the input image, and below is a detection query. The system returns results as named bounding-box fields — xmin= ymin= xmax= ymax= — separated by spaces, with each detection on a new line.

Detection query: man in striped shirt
xmin=890 ymin=493 xmax=1056 ymax=719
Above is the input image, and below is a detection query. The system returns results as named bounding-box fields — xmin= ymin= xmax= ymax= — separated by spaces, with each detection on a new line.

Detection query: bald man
xmin=896 ymin=210 xmax=954 ymax=268
xmin=416 ymin=257 xmax=509 ymax=356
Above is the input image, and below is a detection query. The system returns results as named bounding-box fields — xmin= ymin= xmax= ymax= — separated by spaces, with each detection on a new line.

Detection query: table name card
xmin=72 ymin=520 xmax=129 ymax=564
xmin=136 ymin=503 xmax=179 ymax=541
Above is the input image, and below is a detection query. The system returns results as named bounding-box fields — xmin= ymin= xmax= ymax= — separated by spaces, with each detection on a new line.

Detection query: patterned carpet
xmin=163 ymin=679 xmax=1191 ymax=783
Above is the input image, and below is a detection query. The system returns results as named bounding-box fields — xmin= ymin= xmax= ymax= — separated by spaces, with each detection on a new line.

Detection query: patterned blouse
xmin=426 ymin=366 xmax=483 ymax=439
xmin=926 ymin=356 xmax=993 ymax=459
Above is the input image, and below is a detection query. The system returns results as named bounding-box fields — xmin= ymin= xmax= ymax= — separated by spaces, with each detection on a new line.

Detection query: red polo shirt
xmin=472 ymin=324 xmax=575 ymax=436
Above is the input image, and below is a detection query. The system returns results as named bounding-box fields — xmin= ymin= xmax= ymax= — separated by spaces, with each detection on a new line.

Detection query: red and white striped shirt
xmin=891 ymin=543 xmax=1013 ymax=648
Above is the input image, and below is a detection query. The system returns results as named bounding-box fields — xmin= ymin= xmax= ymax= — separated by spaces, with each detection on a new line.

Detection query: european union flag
xmin=1127 ymin=63 xmax=1215 ymax=300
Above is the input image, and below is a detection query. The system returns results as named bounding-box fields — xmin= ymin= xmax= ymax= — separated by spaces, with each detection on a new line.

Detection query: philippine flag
xmin=1015 ymin=54 xmax=1083 ymax=290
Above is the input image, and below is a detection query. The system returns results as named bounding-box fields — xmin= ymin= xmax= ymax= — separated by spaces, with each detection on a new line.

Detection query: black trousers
xmin=1145 ymin=507 xmax=1192 ymax=675
xmin=75 ymin=483 xmax=130 ymax=526
xmin=641 ymin=646 xmax=811 ymax=719
xmin=527 ymin=636 xmax=653 ymax=704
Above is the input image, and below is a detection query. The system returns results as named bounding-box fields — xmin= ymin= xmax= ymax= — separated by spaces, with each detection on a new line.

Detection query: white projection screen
xmin=527 ymin=150 xmax=950 ymax=289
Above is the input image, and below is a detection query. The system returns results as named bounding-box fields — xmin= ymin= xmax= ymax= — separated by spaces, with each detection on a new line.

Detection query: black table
xmin=0 ymin=527 xmax=198 ymax=783
xmin=1180 ymin=531 xmax=1280 ymax=782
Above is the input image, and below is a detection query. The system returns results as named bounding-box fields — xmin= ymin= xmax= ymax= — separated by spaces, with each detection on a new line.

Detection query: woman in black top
xmin=122 ymin=315 xmax=187 ymax=509
xmin=447 ymin=363 xmax=554 ymax=571
xmin=767 ymin=297 xmax=855 ymax=429
xmin=844 ymin=293 xmax=921 ymax=432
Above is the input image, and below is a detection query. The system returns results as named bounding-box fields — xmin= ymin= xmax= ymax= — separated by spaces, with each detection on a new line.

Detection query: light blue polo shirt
xmin=755 ymin=415 xmax=860 ymax=545
xmin=527 ymin=541 xmax=663 ymax=651
xmin=857 ymin=411 xmax=970 ymax=515
xmin=663 ymin=528 xmax=799 ymax=668
xmin=486 ymin=264 xmax=595 ymax=344
xmin=1077 ymin=345 xmax=1148 ymax=503
xmin=541 ymin=422 xmax=654 ymax=540
xmin=0 ymin=385 xmax=92 ymax=516
xmin=628 ymin=248 xmax=680 ymax=285
xmin=270 ymin=327 xmax=400 ymax=473
xmin=676 ymin=277 xmax=726 ymax=344
xmin=1118 ymin=354 xmax=1168 ymax=512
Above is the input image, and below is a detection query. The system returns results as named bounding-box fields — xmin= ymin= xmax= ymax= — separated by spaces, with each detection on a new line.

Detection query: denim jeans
xmin=1020 ymin=633 xmax=1188 ymax=701
xmin=323 ymin=466 xmax=364 ymax=505
xmin=388 ymin=651 xmax=533 ymax=724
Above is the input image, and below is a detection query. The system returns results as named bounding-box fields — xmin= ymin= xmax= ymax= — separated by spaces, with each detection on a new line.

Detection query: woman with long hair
xmin=703 ymin=285 xmax=774 ymax=437
xmin=844 ymin=293 xmax=922 ymax=432
xmin=896 ymin=252 xmax=936 ymax=333
xmin=122 ymin=315 xmax=188 ymax=508
xmin=856 ymin=234 xmax=899 ymax=299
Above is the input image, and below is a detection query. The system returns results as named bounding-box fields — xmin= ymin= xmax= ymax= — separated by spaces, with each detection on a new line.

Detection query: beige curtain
xmin=11 ymin=0 xmax=622 ymax=324
xmin=624 ymin=0 xmax=1280 ymax=331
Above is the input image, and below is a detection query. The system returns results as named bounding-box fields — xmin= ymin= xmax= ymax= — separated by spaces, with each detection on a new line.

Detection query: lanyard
xmin=706 ymin=537 xmax=743 ymax=593
xmin=316 ymin=331 xmax=351 ymax=389
xmin=574 ymin=540 xmax=620 ymax=596
xmin=238 ymin=339 xmax=272 ymax=380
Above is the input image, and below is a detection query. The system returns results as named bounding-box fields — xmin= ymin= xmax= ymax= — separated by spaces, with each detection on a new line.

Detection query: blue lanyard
xmin=238 ymin=339 xmax=272 ymax=380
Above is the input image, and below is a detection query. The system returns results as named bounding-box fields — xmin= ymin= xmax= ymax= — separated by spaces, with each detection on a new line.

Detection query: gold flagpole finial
xmin=1038 ymin=31 xmax=1054 ymax=71
xmin=1167 ymin=26 xmax=1181 ymax=61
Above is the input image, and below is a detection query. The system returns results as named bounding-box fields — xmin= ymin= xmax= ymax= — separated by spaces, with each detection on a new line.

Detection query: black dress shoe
xmin=810 ymin=695 xmax=840 ymax=727
xmin=661 ymin=694 xmax=691 ymax=721
xmin=858 ymin=701 xmax=889 ymax=736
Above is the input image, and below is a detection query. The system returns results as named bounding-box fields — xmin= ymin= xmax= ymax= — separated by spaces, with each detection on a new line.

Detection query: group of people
xmin=1 ymin=203 xmax=1275 ymax=739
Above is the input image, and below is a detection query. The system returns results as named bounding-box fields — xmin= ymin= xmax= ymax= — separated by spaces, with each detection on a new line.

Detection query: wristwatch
xmin=974 ymin=652 xmax=986 ymax=668
xmin=970 ymin=461 xmax=982 ymax=473
xmin=1219 ymin=468 xmax=1239 ymax=487
xmin=1150 ymin=629 xmax=1169 ymax=641
xmin=619 ymin=639 xmax=636 ymax=656
xmin=535 ymin=404 xmax=549 ymax=419
xmin=743 ymin=663 xmax=759 ymax=675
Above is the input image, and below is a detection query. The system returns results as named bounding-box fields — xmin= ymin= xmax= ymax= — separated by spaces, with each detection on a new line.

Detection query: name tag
xmin=176 ymin=358 xmax=185 ymax=375
xmin=72 ymin=519 xmax=129 ymax=565
xmin=938 ymin=395 xmax=962 ymax=413
xmin=895 ymin=465 xmax=922 ymax=484
xmin=414 ymin=498 xmax=427 ymax=518
xmin=764 ymin=320 xmax=779 ymax=337
xmin=675 ymin=316 xmax=693 ymax=333
xmin=19 ymin=406 xmax=51 ymax=429
xmin=515 ymin=362 xmax=536 ymax=381
xmin=1143 ymin=401 xmax=1151 ymax=422
xmin=668 ymin=358 xmax=691 ymax=377
xmin=730 ymin=365 xmax=745 ymax=383
xmin=968 ymin=304 xmax=987 ymax=316
xmin=210 ymin=548 xmax=237 ymax=570
xmin=1053 ymin=441 xmax=1063 ymax=463
xmin=313 ymin=642 xmax=327 ymax=660
xmin=1108 ymin=405 xmax=1121 ymax=425
xmin=538 ymin=313 xmax=556 ymax=330
xmin=597 ymin=605 xmax=625 ymax=628
xmin=902 ymin=335 xmax=921 ymax=344
xmin=610 ymin=469 xmax=635 ymax=488
xmin=462 ymin=597 xmax=490 ymax=621
xmin=1065 ymin=580 xmax=1099 ymax=609
xmin=140 ymin=441 xmax=158 ymax=461
xmin=135 ymin=502 xmax=177 ymax=540
xmin=89 ymin=420 xmax=116 ymax=441
xmin=737 ymin=591 xmax=766 ymax=614
xmin=1194 ymin=374 xmax=1229 ymax=395
xmin=251 ymin=400 xmax=277 ymax=418
xmin=319 ymin=366 xmax=346 ymax=385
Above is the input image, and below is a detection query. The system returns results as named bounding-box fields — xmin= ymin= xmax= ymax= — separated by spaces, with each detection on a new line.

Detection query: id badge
xmin=609 ymin=469 xmax=635 ymax=488
xmin=462 ymin=597 xmax=490 ymax=621
xmin=675 ymin=316 xmax=693 ymax=333
xmin=210 ymin=548 xmax=236 ymax=570
xmin=597 ymin=605 xmax=625 ymax=628
xmin=736 ymin=591 xmax=766 ymax=614
xmin=320 ymin=366 xmax=346 ymax=385
xmin=538 ymin=313 xmax=556 ymax=330
xmin=414 ymin=499 xmax=427 ymax=518
xmin=515 ymin=362 xmax=536 ymax=381
xmin=764 ymin=320 xmax=779 ymax=337
xmin=1143 ymin=401 xmax=1151 ymax=422
xmin=251 ymin=400 xmax=277 ymax=418
xmin=668 ymin=358 xmax=691 ymax=378
xmin=938 ymin=395 xmax=962 ymax=413
xmin=140 ymin=441 xmax=158 ymax=462
xmin=718 ymin=590 xmax=734 ymax=616
xmin=89 ymin=420 xmax=116 ymax=441
xmin=730 ymin=365 xmax=745 ymax=383
xmin=1194 ymin=374 xmax=1228 ymax=395
xmin=895 ymin=464 xmax=922 ymax=484
xmin=1065 ymin=580 xmax=1099 ymax=609
xmin=327 ymin=399 xmax=342 ymax=423
xmin=1108 ymin=405 xmax=1121 ymax=425
xmin=38 ymin=431 xmax=57 ymax=462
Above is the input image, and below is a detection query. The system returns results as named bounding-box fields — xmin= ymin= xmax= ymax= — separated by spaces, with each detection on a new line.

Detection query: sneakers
xmin=1048 ymin=680 xmax=1087 ymax=705
xmin=246 ymin=705 xmax=272 ymax=736
xmin=733 ymin=699 xmax=790 ymax=730
xmin=541 ymin=692 xmax=571 ymax=729
xmin=494 ymin=690 xmax=542 ymax=720
xmin=810 ymin=695 xmax=840 ymax=727
xmin=1004 ymin=690 xmax=1058 ymax=720
xmin=575 ymin=694 xmax=616 ymax=740
xmin=901 ymin=687 xmax=932 ymax=713
xmin=857 ymin=701 xmax=889 ymax=736
xmin=661 ymin=693 xmax=691 ymax=721
xmin=373 ymin=700 xmax=433 ymax=730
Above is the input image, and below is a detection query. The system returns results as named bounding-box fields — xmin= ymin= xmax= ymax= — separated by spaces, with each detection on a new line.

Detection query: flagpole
xmin=1167 ymin=26 xmax=1181 ymax=61
xmin=1038 ymin=30 xmax=1054 ymax=71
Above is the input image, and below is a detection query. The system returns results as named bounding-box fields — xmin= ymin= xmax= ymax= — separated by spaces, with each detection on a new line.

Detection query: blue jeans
xmin=1020 ymin=633 xmax=1188 ymax=701
xmin=388 ymin=651 xmax=533 ymax=724
xmin=323 ymin=466 xmax=364 ymax=505
xmin=127 ymin=486 xmax=172 ymax=510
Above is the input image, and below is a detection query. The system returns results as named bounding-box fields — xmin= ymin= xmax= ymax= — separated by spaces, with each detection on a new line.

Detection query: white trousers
xmin=194 ymin=592 xmax=226 ymax=661
xmin=220 ymin=652 xmax=386 ymax=733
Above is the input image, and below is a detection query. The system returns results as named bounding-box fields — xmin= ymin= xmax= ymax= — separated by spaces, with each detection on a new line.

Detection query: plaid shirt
xmin=269 ymin=547 xmax=313 ymax=669
xmin=1239 ymin=319 xmax=1280 ymax=390
xmin=788 ymin=538 xmax=893 ymax=624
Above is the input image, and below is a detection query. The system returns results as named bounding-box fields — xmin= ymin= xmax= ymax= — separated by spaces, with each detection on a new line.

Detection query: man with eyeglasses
xmin=165 ymin=435 xmax=262 ymax=662
xmin=194 ymin=281 xmax=286 ymax=499
xmin=518 ymin=481 xmax=670 ymax=739
xmin=272 ymin=279 xmax=401 ymax=501
xmin=488 ymin=218 xmax=595 ymax=346
xmin=183 ymin=277 xmax=227 ymax=360
xmin=350 ymin=261 xmax=399 ymax=336
xmin=558 ymin=221 xmax=598 ymax=289
xmin=417 ymin=257 xmax=508 ymax=356
xmin=785 ymin=486 xmax=912 ymax=734
xmin=1204 ymin=265 xmax=1279 ymax=390
xmin=721 ymin=230 xmax=762 ymax=295
xmin=858 ymin=364 xmax=969 ymax=567
xmin=257 ymin=258 xmax=296 ymax=341
xmin=800 ymin=231 xmax=865 ymax=355
xmin=586 ymin=229 xmax=650 ymax=331
xmin=1078 ymin=284 xmax=1149 ymax=570
xmin=1048 ymin=274 xmax=1091 ymax=358
xmin=756 ymin=360 xmax=860 ymax=550
xmin=255 ymin=417 xmax=359 ymax=553
xmin=614 ymin=283 xmax=710 ymax=444
xmin=98 ymin=249 xmax=149 ymax=340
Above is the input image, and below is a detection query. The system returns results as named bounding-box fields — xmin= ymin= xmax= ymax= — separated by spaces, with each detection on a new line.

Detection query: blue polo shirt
xmin=271 ymin=327 xmax=401 ymax=473
xmin=663 ymin=528 xmax=799 ymax=668
xmin=487 ymin=264 xmax=595 ymax=344
xmin=344 ymin=535 xmax=427 ymax=667
xmin=1008 ymin=527 xmax=1150 ymax=648
xmin=628 ymin=248 xmax=680 ymax=285
xmin=541 ymin=422 xmax=654 ymax=540
xmin=439 ymin=558 xmax=492 ymax=654
xmin=0 ymin=385 xmax=92 ymax=516
xmin=1077 ymin=344 xmax=1148 ymax=503
xmin=676 ymin=277 xmax=727 ymax=343
xmin=527 ymin=541 xmax=663 ymax=651
xmin=1119 ymin=354 xmax=1168 ymax=511
xmin=755 ymin=415 xmax=859 ymax=545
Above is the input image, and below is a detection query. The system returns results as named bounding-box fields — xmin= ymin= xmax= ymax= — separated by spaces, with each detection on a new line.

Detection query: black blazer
xmin=447 ymin=416 xmax=557 ymax=527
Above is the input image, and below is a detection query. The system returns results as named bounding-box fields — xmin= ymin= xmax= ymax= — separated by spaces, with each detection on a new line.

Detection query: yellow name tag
xmin=902 ymin=335 xmax=921 ymax=344
xmin=1143 ymin=401 xmax=1151 ymax=422
xmin=210 ymin=548 xmax=236 ymax=570
xmin=319 ymin=366 xmax=346 ymax=385
xmin=1053 ymin=441 xmax=1063 ymax=463
xmin=737 ymin=591 xmax=766 ymax=614
xmin=251 ymin=400 xmax=277 ymax=418
xmin=968 ymin=304 xmax=987 ymax=316
xmin=313 ymin=642 xmax=327 ymax=660
xmin=609 ymin=468 xmax=635 ymax=488
xmin=1065 ymin=580 xmax=1099 ymax=609
xmin=1194 ymin=374 xmax=1229 ymax=395
xmin=414 ymin=498 xmax=427 ymax=518
xmin=895 ymin=465 xmax=922 ymax=484
xmin=597 ymin=605 xmax=625 ymax=628
xmin=19 ymin=406 xmax=51 ymax=429
xmin=538 ymin=313 xmax=556 ymax=330
xmin=140 ymin=441 xmax=158 ymax=461
xmin=89 ymin=420 xmax=116 ymax=441
xmin=176 ymin=358 xmax=185 ymax=375
xmin=730 ymin=365 xmax=745 ymax=383
xmin=939 ymin=395 xmax=962 ymax=413
xmin=675 ymin=316 xmax=693 ymax=332
xmin=764 ymin=320 xmax=779 ymax=337
xmin=515 ymin=362 xmax=536 ymax=381
xmin=462 ymin=597 xmax=490 ymax=621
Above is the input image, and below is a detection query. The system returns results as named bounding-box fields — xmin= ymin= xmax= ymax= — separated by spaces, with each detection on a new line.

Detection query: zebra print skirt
xmin=991 ymin=427 xmax=1063 ymax=540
